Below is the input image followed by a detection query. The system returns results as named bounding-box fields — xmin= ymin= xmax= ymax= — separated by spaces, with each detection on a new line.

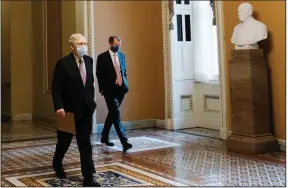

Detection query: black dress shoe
xmin=83 ymin=178 xmax=101 ymax=187
xmin=122 ymin=142 xmax=132 ymax=153
xmin=53 ymin=163 xmax=66 ymax=179
xmin=101 ymin=138 xmax=114 ymax=146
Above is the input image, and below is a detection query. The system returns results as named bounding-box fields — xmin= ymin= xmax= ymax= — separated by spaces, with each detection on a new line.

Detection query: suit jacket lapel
xmin=118 ymin=52 xmax=124 ymax=75
xmin=106 ymin=50 xmax=114 ymax=66
xmin=105 ymin=50 xmax=115 ymax=71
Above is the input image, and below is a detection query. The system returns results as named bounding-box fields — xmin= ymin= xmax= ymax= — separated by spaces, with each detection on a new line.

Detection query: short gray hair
xmin=68 ymin=33 xmax=86 ymax=45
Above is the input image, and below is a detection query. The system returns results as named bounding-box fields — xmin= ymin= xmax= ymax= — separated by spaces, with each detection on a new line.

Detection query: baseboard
xmin=12 ymin=113 xmax=32 ymax=121
xmin=172 ymin=117 xmax=221 ymax=130
xmin=277 ymin=139 xmax=286 ymax=152
xmin=93 ymin=119 xmax=156 ymax=134
xmin=155 ymin=119 xmax=165 ymax=129
xmin=1 ymin=113 xmax=11 ymax=122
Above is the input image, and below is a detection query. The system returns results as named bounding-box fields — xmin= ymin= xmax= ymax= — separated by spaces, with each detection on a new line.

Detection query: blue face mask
xmin=77 ymin=46 xmax=88 ymax=57
xmin=110 ymin=46 xmax=120 ymax=53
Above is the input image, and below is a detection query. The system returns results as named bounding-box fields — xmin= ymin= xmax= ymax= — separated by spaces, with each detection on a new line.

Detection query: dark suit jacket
xmin=96 ymin=50 xmax=129 ymax=94
xmin=52 ymin=53 xmax=97 ymax=120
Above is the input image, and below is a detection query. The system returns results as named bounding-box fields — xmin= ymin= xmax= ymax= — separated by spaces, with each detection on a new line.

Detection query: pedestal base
xmin=227 ymin=133 xmax=280 ymax=154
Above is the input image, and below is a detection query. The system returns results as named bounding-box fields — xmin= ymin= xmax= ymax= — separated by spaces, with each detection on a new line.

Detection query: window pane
xmin=177 ymin=15 xmax=183 ymax=41
xmin=185 ymin=15 xmax=191 ymax=41
xmin=184 ymin=0 xmax=189 ymax=5
xmin=176 ymin=0 xmax=181 ymax=4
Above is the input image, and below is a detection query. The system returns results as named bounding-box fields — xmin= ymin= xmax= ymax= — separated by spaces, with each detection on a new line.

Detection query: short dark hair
xmin=109 ymin=36 xmax=121 ymax=44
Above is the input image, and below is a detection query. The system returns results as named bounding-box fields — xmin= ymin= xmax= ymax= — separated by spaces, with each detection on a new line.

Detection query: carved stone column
xmin=227 ymin=49 xmax=279 ymax=154
xmin=162 ymin=1 xmax=174 ymax=130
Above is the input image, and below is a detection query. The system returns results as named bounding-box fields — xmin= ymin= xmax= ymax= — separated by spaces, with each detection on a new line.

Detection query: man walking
xmin=52 ymin=33 xmax=100 ymax=187
xmin=96 ymin=36 xmax=132 ymax=153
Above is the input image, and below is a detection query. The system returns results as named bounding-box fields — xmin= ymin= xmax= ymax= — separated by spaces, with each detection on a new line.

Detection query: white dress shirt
xmin=109 ymin=49 xmax=120 ymax=67
xmin=108 ymin=49 xmax=122 ymax=84
xmin=73 ymin=53 xmax=86 ymax=71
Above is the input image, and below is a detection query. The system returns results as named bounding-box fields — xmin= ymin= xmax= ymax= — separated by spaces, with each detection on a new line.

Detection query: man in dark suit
xmin=52 ymin=33 xmax=100 ymax=187
xmin=96 ymin=36 xmax=132 ymax=153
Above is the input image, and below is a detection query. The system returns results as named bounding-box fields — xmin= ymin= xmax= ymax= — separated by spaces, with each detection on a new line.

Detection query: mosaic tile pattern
xmin=94 ymin=136 xmax=180 ymax=153
xmin=1 ymin=121 xmax=56 ymax=142
xmin=1 ymin=143 xmax=113 ymax=172
xmin=1 ymin=124 xmax=285 ymax=187
xmin=138 ymin=148 xmax=286 ymax=186
xmin=177 ymin=127 xmax=220 ymax=139
xmin=94 ymin=128 xmax=284 ymax=163
xmin=43 ymin=171 xmax=142 ymax=187
xmin=1 ymin=138 xmax=58 ymax=150
xmin=149 ymin=129 xmax=227 ymax=150
xmin=3 ymin=163 xmax=186 ymax=187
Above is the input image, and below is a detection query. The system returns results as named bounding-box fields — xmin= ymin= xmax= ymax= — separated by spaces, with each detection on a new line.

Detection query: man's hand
xmin=56 ymin=108 xmax=65 ymax=118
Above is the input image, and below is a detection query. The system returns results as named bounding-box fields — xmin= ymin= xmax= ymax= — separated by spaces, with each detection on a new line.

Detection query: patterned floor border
xmin=93 ymin=136 xmax=181 ymax=153
xmin=3 ymin=162 xmax=187 ymax=187
xmin=121 ymin=160 xmax=201 ymax=186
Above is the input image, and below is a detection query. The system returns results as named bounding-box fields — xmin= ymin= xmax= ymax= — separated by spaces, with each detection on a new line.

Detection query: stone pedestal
xmin=227 ymin=49 xmax=279 ymax=154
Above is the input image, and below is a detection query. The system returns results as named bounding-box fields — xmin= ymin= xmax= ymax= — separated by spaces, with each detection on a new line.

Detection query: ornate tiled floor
xmin=1 ymin=121 xmax=56 ymax=143
xmin=177 ymin=127 xmax=220 ymax=139
xmin=1 ymin=122 xmax=286 ymax=187
xmin=138 ymin=148 xmax=285 ymax=186
xmin=3 ymin=162 xmax=186 ymax=187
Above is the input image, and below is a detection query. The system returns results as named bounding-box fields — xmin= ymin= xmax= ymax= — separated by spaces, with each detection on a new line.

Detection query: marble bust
xmin=231 ymin=3 xmax=267 ymax=50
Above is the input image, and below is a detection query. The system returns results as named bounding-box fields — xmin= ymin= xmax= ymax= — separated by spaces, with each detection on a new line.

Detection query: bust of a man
xmin=231 ymin=3 xmax=267 ymax=50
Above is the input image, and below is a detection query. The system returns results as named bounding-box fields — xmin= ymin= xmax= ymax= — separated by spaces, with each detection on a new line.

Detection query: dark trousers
xmin=53 ymin=108 xmax=95 ymax=179
xmin=102 ymin=87 xmax=128 ymax=144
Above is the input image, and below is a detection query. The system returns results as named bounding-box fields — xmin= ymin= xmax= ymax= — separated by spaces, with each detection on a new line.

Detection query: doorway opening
xmin=166 ymin=0 xmax=226 ymax=140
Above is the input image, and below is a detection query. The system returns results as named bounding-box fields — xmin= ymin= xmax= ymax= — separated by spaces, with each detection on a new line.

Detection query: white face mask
xmin=77 ymin=46 xmax=88 ymax=57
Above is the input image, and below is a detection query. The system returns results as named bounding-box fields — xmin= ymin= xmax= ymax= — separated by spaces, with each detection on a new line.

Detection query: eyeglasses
xmin=74 ymin=42 xmax=88 ymax=47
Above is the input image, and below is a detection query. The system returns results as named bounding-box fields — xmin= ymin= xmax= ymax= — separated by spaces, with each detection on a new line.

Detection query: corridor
xmin=1 ymin=1 xmax=286 ymax=187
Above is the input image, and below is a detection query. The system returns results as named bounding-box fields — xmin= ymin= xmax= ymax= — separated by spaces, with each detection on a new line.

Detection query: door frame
xmin=161 ymin=1 xmax=229 ymax=140
xmin=215 ymin=1 xmax=229 ymax=140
